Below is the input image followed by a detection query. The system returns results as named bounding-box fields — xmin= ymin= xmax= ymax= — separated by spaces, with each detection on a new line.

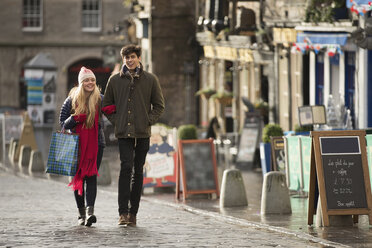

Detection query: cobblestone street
xmin=0 ymin=167 xmax=344 ymax=248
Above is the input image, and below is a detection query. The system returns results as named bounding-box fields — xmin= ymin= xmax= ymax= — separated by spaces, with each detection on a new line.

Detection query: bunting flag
xmin=292 ymin=32 xmax=347 ymax=56
xmin=347 ymin=0 xmax=372 ymax=15
xmin=291 ymin=43 xmax=342 ymax=57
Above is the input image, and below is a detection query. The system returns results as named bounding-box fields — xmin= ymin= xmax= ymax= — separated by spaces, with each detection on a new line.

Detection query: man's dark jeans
xmin=118 ymin=138 xmax=149 ymax=216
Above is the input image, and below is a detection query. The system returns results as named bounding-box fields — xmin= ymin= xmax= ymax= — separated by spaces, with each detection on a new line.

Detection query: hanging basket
xmin=200 ymin=91 xmax=215 ymax=100
xmin=215 ymin=96 xmax=233 ymax=105
xmin=195 ymin=89 xmax=216 ymax=100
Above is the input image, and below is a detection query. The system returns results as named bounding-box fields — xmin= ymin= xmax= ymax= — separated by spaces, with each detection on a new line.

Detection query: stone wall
xmin=151 ymin=0 xmax=198 ymax=127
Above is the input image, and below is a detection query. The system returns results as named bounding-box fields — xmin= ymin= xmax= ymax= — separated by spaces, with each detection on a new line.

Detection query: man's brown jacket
xmin=103 ymin=65 xmax=165 ymax=138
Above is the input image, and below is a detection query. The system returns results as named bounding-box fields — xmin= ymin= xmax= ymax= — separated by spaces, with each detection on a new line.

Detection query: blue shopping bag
xmin=46 ymin=131 xmax=79 ymax=176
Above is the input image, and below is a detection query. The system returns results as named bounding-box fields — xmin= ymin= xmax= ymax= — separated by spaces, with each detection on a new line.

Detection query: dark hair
xmin=120 ymin=44 xmax=141 ymax=58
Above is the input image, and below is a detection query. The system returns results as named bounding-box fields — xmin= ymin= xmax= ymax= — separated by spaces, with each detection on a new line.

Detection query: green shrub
xmin=254 ymin=100 xmax=268 ymax=112
xmin=262 ymin=124 xmax=284 ymax=143
xmin=210 ymin=91 xmax=233 ymax=100
xmin=178 ymin=124 xmax=198 ymax=140
xmin=195 ymin=88 xmax=216 ymax=96
xmin=294 ymin=124 xmax=313 ymax=133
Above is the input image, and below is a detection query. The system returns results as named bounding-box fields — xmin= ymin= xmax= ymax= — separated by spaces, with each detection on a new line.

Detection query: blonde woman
xmin=59 ymin=67 xmax=105 ymax=226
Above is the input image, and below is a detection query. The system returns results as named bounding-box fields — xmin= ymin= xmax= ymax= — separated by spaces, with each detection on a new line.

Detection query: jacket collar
xmin=120 ymin=63 xmax=143 ymax=79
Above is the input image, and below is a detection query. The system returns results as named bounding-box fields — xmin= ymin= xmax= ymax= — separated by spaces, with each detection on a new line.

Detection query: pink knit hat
xmin=78 ymin=67 xmax=95 ymax=84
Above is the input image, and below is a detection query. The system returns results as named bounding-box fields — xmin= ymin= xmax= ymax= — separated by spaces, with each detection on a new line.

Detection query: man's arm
xmin=148 ymin=75 xmax=165 ymax=125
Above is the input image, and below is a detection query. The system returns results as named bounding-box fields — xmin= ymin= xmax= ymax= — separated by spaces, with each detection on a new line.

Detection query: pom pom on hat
xmin=78 ymin=67 xmax=95 ymax=84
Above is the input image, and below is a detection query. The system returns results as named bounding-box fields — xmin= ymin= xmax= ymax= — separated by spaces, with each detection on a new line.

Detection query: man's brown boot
xmin=128 ymin=214 xmax=136 ymax=226
xmin=118 ymin=214 xmax=131 ymax=225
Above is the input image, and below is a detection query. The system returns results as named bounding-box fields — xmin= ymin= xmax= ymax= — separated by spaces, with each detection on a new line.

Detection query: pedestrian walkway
xmin=0 ymin=166 xmax=345 ymax=248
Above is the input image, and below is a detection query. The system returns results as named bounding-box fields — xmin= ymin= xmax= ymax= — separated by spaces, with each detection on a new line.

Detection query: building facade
xmin=196 ymin=0 xmax=371 ymax=133
xmin=0 ymin=0 xmax=130 ymax=126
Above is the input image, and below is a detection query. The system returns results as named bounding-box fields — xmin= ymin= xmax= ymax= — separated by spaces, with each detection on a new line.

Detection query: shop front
xmin=198 ymin=42 xmax=263 ymax=136
xmin=293 ymin=29 xmax=358 ymax=129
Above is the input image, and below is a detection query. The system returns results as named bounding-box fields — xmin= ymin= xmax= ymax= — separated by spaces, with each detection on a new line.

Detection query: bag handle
xmin=57 ymin=127 xmax=78 ymax=136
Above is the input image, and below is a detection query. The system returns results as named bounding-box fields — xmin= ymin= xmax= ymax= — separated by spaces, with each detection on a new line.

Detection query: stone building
xmin=0 ymin=0 xmax=130 ymax=126
xmin=0 ymin=0 xmax=199 ymax=128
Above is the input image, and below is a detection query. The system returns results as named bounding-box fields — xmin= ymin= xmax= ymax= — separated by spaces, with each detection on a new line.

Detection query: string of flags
xmin=349 ymin=0 xmax=372 ymax=16
xmin=291 ymin=41 xmax=342 ymax=57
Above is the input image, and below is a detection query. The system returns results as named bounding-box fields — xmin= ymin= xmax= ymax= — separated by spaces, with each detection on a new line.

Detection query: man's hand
xmin=102 ymin=105 xmax=116 ymax=115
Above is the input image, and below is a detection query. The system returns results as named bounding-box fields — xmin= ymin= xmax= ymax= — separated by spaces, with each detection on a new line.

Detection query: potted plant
xmin=195 ymin=87 xmax=216 ymax=100
xmin=294 ymin=124 xmax=313 ymax=136
xmin=304 ymin=0 xmax=347 ymax=24
xmin=210 ymin=91 xmax=233 ymax=105
xmin=260 ymin=124 xmax=284 ymax=176
xmin=177 ymin=124 xmax=198 ymax=140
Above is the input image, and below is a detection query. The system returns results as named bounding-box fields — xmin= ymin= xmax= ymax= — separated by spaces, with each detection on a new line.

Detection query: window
xmin=82 ymin=0 xmax=101 ymax=32
xmin=22 ymin=0 xmax=43 ymax=31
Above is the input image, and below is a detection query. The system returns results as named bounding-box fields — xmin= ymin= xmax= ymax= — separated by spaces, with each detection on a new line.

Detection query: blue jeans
xmin=74 ymin=145 xmax=104 ymax=208
xmin=118 ymin=138 xmax=149 ymax=216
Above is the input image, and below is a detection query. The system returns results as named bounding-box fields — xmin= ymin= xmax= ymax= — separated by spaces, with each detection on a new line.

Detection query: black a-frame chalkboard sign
xmin=175 ymin=139 xmax=220 ymax=201
xmin=308 ymin=130 xmax=372 ymax=226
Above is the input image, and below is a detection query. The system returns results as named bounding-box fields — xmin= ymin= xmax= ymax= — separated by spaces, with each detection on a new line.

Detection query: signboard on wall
xmin=25 ymin=69 xmax=56 ymax=126
xmin=203 ymin=46 xmax=215 ymax=58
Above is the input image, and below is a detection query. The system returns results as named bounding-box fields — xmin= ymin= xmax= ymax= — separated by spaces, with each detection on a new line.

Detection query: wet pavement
xmin=3 ymin=167 xmax=340 ymax=248
xmin=1 ymin=144 xmax=372 ymax=247
xmin=103 ymin=146 xmax=372 ymax=247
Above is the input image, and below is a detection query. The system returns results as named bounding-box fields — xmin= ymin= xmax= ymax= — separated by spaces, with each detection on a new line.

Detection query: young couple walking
xmin=59 ymin=44 xmax=165 ymax=227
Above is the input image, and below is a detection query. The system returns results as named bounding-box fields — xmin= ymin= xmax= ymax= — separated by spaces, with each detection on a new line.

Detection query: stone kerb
xmin=29 ymin=150 xmax=45 ymax=175
xmin=261 ymin=171 xmax=291 ymax=214
xmin=219 ymin=169 xmax=248 ymax=208
xmin=18 ymin=145 xmax=31 ymax=174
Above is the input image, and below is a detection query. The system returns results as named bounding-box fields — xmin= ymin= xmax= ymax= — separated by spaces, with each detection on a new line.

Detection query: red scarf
xmin=68 ymin=107 xmax=99 ymax=195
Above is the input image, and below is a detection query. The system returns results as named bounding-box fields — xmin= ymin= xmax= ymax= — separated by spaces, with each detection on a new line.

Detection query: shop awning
xmin=296 ymin=32 xmax=348 ymax=46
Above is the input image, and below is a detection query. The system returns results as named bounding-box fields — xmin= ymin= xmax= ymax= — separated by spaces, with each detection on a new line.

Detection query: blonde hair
xmin=69 ymin=84 xmax=101 ymax=128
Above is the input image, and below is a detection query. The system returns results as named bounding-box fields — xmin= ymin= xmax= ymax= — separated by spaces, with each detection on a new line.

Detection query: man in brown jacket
xmin=102 ymin=44 xmax=165 ymax=226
